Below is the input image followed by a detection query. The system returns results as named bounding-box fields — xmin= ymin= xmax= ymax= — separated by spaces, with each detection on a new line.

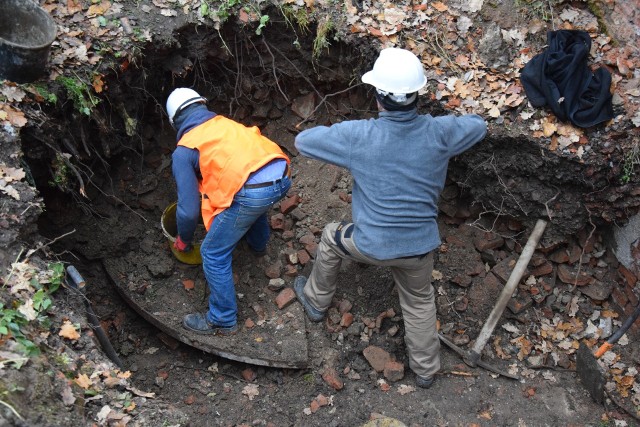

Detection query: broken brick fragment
xmin=321 ymin=367 xmax=344 ymax=390
xmin=363 ymin=346 xmax=391 ymax=373
xmin=275 ymin=287 xmax=296 ymax=310
xmin=340 ymin=312 xmax=354 ymax=328
xmin=383 ymin=360 xmax=404 ymax=382
xmin=270 ymin=213 xmax=285 ymax=230
xmin=280 ymin=194 xmax=300 ymax=214
xmin=241 ymin=368 xmax=257 ymax=382
xmin=244 ymin=318 xmax=255 ymax=329
xmin=297 ymin=249 xmax=311 ymax=265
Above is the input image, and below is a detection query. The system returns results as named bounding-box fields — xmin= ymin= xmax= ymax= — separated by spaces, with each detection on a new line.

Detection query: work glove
xmin=174 ymin=235 xmax=193 ymax=252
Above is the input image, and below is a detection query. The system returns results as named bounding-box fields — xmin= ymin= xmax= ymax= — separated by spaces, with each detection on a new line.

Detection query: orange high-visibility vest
xmin=178 ymin=115 xmax=290 ymax=230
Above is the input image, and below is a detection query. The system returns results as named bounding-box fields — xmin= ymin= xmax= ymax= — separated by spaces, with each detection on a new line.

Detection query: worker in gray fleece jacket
xmin=293 ymin=47 xmax=487 ymax=389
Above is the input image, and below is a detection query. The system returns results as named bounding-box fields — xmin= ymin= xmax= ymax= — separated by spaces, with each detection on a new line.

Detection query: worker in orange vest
xmin=166 ymin=88 xmax=291 ymax=335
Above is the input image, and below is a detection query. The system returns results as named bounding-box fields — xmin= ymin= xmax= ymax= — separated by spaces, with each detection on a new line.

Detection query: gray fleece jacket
xmin=295 ymin=109 xmax=487 ymax=260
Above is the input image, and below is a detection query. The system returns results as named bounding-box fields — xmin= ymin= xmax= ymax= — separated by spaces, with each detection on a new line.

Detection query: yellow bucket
xmin=161 ymin=202 xmax=203 ymax=265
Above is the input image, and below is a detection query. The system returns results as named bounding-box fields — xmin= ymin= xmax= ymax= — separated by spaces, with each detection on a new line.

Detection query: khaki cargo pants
xmin=303 ymin=222 xmax=440 ymax=378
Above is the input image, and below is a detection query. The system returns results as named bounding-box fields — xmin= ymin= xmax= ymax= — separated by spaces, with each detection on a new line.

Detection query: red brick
xmin=492 ymin=256 xmax=519 ymax=284
xmin=316 ymin=394 xmax=329 ymax=406
xmin=338 ymin=299 xmax=353 ymax=314
xmin=281 ymin=230 xmax=295 ymax=241
xmin=473 ymin=233 xmax=505 ymax=252
xmin=445 ymin=235 xmax=466 ymax=247
xmin=241 ymin=368 xmax=257 ymax=382
xmin=618 ymin=265 xmax=638 ymax=287
xmin=465 ymin=262 xmax=485 ymax=277
xmin=270 ymin=213 xmax=285 ymax=230
xmin=624 ymin=286 xmax=639 ymax=307
xmin=568 ymin=242 xmax=583 ymax=264
xmin=265 ymin=262 xmax=281 ymax=279
xmin=363 ymin=345 xmax=391 ymax=372
xmin=557 ymin=264 xmax=593 ymax=286
xmin=299 ymin=233 xmax=316 ymax=245
xmin=383 ymin=360 xmax=405 ymax=382
xmin=548 ymin=249 xmax=570 ymax=264
xmin=297 ymin=249 xmax=311 ymax=265
xmin=340 ymin=312 xmax=354 ymax=328
xmin=321 ymin=367 xmax=344 ymax=390
xmin=451 ymin=274 xmax=472 ymax=287
xmin=244 ymin=318 xmax=255 ymax=329
xmin=275 ymin=287 xmax=296 ymax=310
xmin=310 ymin=399 xmax=320 ymax=413
xmin=530 ymin=261 xmax=553 ymax=277
xmin=284 ymin=264 xmax=298 ymax=277
xmin=280 ymin=195 xmax=300 ymax=214
xmin=305 ymin=242 xmax=318 ymax=257
xmin=530 ymin=253 xmax=546 ymax=267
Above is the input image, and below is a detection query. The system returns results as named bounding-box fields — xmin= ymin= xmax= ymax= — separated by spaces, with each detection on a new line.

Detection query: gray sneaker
xmin=416 ymin=374 xmax=435 ymax=389
xmin=293 ymin=276 xmax=326 ymax=322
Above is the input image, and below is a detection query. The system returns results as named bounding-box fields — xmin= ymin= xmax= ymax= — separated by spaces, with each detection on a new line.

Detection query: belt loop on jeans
xmin=335 ymin=221 xmax=354 ymax=256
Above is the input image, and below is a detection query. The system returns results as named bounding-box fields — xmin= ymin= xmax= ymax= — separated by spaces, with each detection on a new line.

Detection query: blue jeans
xmin=200 ymin=176 xmax=291 ymax=326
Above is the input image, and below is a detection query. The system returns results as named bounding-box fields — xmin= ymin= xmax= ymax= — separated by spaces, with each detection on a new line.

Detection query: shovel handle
xmin=471 ymin=219 xmax=548 ymax=356
xmin=593 ymin=302 xmax=640 ymax=358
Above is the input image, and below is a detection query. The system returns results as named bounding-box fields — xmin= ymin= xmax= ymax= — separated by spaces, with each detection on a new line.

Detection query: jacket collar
xmin=379 ymin=109 xmax=419 ymax=121
xmin=175 ymin=105 xmax=217 ymax=141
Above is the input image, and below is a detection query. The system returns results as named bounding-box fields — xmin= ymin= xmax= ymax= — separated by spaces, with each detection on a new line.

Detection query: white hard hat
xmin=166 ymin=88 xmax=207 ymax=124
xmin=361 ymin=48 xmax=427 ymax=94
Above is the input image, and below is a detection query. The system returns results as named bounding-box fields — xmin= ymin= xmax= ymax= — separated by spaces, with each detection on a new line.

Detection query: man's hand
xmin=174 ymin=235 xmax=193 ymax=252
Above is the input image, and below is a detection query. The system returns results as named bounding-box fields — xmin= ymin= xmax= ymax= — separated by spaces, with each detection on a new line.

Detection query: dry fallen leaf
xmin=5 ymin=107 xmax=27 ymax=128
xmin=92 ymin=74 xmax=105 ymax=93
xmin=397 ymin=384 xmax=415 ymax=395
xmin=478 ymin=410 xmax=492 ymax=420
xmin=103 ymin=375 xmax=123 ymax=387
xmin=0 ymin=86 xmax=26 ymax=102
xmin=59 ymin=320 xmax=81 ymax=340
xmin=542 ymin=121 xmax=558 ymax=137
xmin=75 ymin=373 xmax=93 ymax=389
xmin=488 ymin=105 xmax=500 ymax=118
xmin=0 ymin=166 xmax=26 ymax=183
xmin=86 ymin=0 xmax=111 ymax=17
xmin=66 ymin=0 xmax=83 ymax=14
xmin=117 ymin=370 xmax=132 ymax=379
xmin=242 ymin=384 xmax=259 ymax=400
xmin=432 ymin=1 xmax=448 ymax=12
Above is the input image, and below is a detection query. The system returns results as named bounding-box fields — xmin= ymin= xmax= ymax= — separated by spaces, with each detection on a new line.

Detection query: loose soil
xmin=1 ymin=0 xmax=640 ymax=426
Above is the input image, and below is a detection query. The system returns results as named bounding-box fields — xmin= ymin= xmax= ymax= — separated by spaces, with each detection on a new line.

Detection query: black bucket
xmin=0 ymin=0 xmax=57 ymax=83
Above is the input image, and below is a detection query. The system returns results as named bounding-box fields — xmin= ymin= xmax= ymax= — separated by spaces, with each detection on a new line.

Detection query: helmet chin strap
xmin=171 ymin=97 xmax=207 ymax=125
xmin=375 ymin=89 xmax=416 ymax=105
xmin=375 ymin=90 xmax=418 ymax=111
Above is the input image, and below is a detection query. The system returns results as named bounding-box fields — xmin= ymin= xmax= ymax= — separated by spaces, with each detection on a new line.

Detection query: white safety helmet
xmin=361 ymin=48 xmax=427 ymax=97
xmin=166 ymin=88 xmax=207 ymax=125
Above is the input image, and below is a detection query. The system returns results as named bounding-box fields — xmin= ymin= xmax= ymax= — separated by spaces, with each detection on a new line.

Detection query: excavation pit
xmin=7 ymin=4 xmax=640 ymax=425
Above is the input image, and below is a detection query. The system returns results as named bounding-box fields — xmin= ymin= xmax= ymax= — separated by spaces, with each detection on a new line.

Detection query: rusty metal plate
xmin=103 ymin=252 xmax=308 ymax=369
